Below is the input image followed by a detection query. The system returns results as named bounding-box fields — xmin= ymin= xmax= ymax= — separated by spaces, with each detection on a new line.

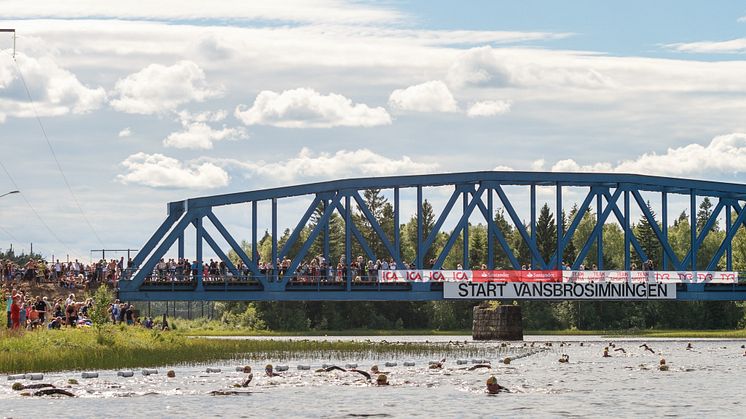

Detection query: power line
xmin=0 ymin=158 xmax=65 ymax=245
xmin=0 ymin=224 xmax=17 ymax=241
xmin=9 ymin=52 xmax=105 ymax=246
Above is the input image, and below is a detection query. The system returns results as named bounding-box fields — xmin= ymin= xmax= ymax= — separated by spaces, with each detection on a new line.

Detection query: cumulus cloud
xmin=548 ymin=133 xmax=746 ymax=177
xmin=0 ymin=52 xmax=105 ymax=121
xmin=162 ymin=109 xmax=247 ymax=149
xmin=118 ymin=152 xmax=229 ymax=189
xmin=467 ymin=100 xmax=512 ymax=117
xmin=218 ymin=147 xmax=437 ymax=184
xmin=388 ymin=80 xmax=459 ymax=112
xmin=665 ymin=38 xmax=746 ymax=54
xmin=446 ymin=46 xmax=615 ymax=89
xmin=235 ymin=88 xmax=391 ymax=128
xmin=164 ymin=123 xmax=247 ymax=149
xmin=493 ymin=165 xmax=514 ymax=171
xmin=118 ymin=127 xmax=131 ymax=137
xmin=110 ymin=61 xmax=221 ymax=115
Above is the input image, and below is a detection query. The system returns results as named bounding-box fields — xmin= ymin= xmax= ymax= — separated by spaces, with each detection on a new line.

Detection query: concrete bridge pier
xmin=472 ymin=302 xmax=523 ymax=340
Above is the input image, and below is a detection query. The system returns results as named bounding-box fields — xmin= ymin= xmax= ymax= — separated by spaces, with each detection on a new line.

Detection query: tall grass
xmin=0 ymin=326 xmax=499 ymax=374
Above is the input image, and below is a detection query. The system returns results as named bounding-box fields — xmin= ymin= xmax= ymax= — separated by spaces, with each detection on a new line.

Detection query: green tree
xmin=633 ymin=201 xmax=662 ymax=269
xmin=404 ymin=199 xmax=436 ymax=266
xmin=535 ymin=203 xmax=556 ymax=264
xmin=492 ymin=208 xmax=515 ymax=268
xmin=697 ymin=197 xmax=719 ymax=234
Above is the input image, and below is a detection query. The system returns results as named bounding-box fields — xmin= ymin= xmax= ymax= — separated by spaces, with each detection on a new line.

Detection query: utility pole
xmin=90 ymin=248 xmax=139 ymax=260
xmin=0 ymin=29 xmax=15 ymax=58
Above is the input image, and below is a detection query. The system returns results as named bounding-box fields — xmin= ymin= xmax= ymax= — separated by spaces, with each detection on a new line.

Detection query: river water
xmin=3 ymin=335 xmax=745 ymax=418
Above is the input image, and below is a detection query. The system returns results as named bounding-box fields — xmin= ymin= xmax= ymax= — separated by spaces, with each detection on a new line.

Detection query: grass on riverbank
xmin=0 ymin=326 xmax=489 ymax=374
xmin=171 ymin=319 xmax=746 ymax=339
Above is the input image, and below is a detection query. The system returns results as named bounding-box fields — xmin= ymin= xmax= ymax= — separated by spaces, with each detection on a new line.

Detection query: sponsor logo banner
xmin=562 ymin=270 xmax=738 ymax=284
xmin=379 ymin=270 xmax=738 ymax=284
xmin=444 ymin=281 xmax=677 ymax=300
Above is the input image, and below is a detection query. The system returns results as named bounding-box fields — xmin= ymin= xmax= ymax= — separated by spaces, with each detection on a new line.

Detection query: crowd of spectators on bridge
xmin=140 ymin=254 xmax=659 ymax=284
xmin=141 ymin=255 xmax=403 ymax=284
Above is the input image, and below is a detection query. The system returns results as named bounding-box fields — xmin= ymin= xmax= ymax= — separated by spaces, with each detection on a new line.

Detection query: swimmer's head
xmin=659 ymin=358 xmax=666 ymax=365
xmin=167 ymin=370 xmax=175 ymax=378
xmin=486 ymin=376 xmax=497 ymax=385
xmin=376 ymin=374 xmax=388 ymax=385
xmin=371 ymin=365 xmax=379 ymax=373
xmin=243 ymin=366 xmax=252 ymax=374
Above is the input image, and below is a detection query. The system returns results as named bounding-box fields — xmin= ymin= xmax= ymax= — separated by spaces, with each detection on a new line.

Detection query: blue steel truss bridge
xmin=118 ymin=171 xmax=746 ymax=302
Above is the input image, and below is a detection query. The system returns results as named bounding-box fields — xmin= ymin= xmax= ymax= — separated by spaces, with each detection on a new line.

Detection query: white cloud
xmin=110 ymin=61 xmax=221 ymax=115
xmin=0 ymin=52 xmax=105 ymax=121
xmin=665 ymin=38 xmax=746 ymax=54
xmin=549 ymin=133 xmax=746 ymax=177
xmin=164 ymin=122 xmax=247 ymax=149
xmin=388 ymin=80 xmax=459 ymax=113
xmin=118 ymin=127 xmax=131 ymax=137
xmin=447 ymin=46 xmax=615 ymax=89
xmin=118 ymin=152 xmax=229 ymax=189
xmin=218 ymin=147 xmax=437 ymax=184
xmin=0 ymin=0 xmax=404 ymax=25
xmin=235 ymin=88 xmax=391 ymax=128
xmin=162 ymin=109 xmax=246 ymax=149
xmin=493 ymin=165 xmax=514 ymax=171
xmin=738 ymin=16 xmax=746 ymax=23
xmin=467 ymin=100 xmax=512 ymax=117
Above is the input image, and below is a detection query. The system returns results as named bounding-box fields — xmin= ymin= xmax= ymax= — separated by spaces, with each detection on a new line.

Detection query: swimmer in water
xmin=659 ymin=358 xmax=669 ymax=371
xmin=603 ymin=347 xmax=611 ymax=358
xmin=265 ymin=364 xmax=280 ymax=377
xmin=370 ymin=365 xmax=388 ymax=374
xmin=376 ymin=374 xmax=389 ymax=386
xmin=558 ymin=354 xmax=569 ymax=363
xmin=614 ymin=347 xmax=626 ymax=354
xmin=639 ymin=343 xmax=655 ymax=354
xmin=486 ymin=376 xmax=505 ymax=394
xmin=241 ymin=366 xmax=253 ymax=387
xmin=686 ymin=342 xmax=693 ymax=350
xmin=429 ymin=358 xmax=445 ymax=369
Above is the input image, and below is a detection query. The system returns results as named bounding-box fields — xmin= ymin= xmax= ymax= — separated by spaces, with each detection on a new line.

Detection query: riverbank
xmin=172 ymin=319 xmax=746 ymax=339
xmin=0 ymin=326 xmax=484 ymax=374
xmin=183 ymin=329 xmax=746 ymax=338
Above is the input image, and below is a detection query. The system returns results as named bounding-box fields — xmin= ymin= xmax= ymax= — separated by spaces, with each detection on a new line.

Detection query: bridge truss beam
xmin=119 ymin=171 xmax=746 ymax=301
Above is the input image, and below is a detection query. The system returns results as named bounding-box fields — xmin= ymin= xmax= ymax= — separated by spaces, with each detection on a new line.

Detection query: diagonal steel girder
xmin=493 ymin=184 xmax=547 ymax=268
xmin=680 ymin=198 xmax=725 ymax=268
xmin=548 ymin=187 xmax=597 ymax=268
xmin=630 ymin=190 xmax=683 ymax=270
xmin=351 ymin=190 xmax=399 ymax=263
xmin=279 ymin=192 xmax=343 ymax=285
xmin=205 ymin=210 xmax=268 ymax=288
xmin=433 ymin=184 xmax=487 ymax=268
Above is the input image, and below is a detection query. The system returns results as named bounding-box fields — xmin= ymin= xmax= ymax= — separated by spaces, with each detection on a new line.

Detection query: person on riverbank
xmin=5 ymin=288 xmax=14 ymax=328
xmin=10 ymin=294 xmax=20 ymax=329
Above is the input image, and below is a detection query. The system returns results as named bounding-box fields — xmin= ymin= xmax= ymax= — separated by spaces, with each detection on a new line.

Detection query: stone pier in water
xmin=472 ymin=302 xmax=523 ymax=340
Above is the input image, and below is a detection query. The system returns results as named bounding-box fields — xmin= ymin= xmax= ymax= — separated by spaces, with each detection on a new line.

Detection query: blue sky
xmin=398 ymin=0 xmax=746 ymax=58
xmin=1 ymin=1 xmax=746 ymax=260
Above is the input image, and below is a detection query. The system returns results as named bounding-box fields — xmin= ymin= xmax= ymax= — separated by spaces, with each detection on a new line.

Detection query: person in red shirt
xmin=10 ymin=294 xmax=21 ymax=330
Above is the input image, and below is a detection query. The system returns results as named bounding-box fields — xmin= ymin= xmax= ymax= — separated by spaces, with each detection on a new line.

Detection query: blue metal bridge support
xmin=118 ymin=171 xmax=746 ymax=302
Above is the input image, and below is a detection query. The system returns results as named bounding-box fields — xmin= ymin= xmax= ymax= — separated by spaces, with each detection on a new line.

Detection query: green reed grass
xmin=0 ymin=326 xmax=508 ymax=374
